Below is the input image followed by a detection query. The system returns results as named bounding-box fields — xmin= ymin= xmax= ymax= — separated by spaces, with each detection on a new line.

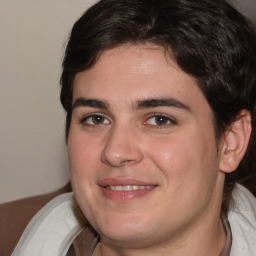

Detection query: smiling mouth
xmin=100 ymin=184 xmax=156 ymax=201
xmin=106 ymin=185 xmax=153 ymax=191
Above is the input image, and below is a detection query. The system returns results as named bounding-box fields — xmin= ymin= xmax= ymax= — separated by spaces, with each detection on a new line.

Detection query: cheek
xmin=68 ymin=130 xmax=101 ymax=177
xmin=146 ymin=133 xmax=218 ymax=186
xmin=67 ymin=130 xmax=101 ymax=213
xmin=146 ymin=134 xmax=220 ymax=218
xmin=147 ymin=136 xmax=194 ymax=175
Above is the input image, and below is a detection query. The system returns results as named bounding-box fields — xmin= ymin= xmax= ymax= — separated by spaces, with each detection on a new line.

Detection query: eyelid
xmin=143 ymin=113 xmax=177 ymax=127
xmin=80 ymin=112 xmax=111 ymax=126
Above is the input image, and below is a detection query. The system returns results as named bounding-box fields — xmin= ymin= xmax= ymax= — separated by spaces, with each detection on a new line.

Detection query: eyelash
xmin=143 ymin=114 xmax=177 ymax=129
xmin=80 ymin=114 xmax=110 ymax=127
xmin=79 ymin=113 xmax=177 ymax=129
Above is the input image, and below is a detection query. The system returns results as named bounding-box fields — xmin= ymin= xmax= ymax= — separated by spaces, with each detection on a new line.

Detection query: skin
xmin=68 ymin=44 xmax=228 ymax=256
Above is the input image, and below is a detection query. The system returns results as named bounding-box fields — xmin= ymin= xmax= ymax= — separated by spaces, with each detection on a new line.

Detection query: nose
xmin=101 ymin=125 xmax=143 ymax=167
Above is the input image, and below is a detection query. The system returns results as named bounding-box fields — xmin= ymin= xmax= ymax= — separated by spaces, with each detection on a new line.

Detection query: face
xmin=68 ymin=44 xmax=225 ymax=249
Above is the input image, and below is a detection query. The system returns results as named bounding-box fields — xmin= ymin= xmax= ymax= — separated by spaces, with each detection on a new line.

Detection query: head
xmin=60 ymin=0 xmax=256 ymax=253
xmin=61 ymin=0 xmax=256 ymax=213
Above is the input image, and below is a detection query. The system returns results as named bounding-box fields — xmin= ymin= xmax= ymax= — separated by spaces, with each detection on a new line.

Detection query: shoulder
xmin=228 ymin=184 xmax=256 ymax=256
xmin=0 ymin=185 xmax=71 ymax=256
xmin=12 ymin=192 xmax=87 ymax=256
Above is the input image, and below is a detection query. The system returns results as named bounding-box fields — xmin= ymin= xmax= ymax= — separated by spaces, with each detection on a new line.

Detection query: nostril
xmin=122 ymin=159 xmax=136 ymax=167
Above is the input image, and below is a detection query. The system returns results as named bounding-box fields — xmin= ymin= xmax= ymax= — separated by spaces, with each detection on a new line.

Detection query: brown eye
xmin=92 ymin=115 xmax=105 ymax=124
xmin=83 ymin=114 xmax=110 ymax=125
xmin=145 ymin=115 xmax=175 ymax=127
xmin=154 ymin=116 xmax=170 ymax=125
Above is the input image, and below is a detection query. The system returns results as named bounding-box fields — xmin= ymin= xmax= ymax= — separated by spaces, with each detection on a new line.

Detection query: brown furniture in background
xmin=0 ymin=183 xmax=72 ymax=256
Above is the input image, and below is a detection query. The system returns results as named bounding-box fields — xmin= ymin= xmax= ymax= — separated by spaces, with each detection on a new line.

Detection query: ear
xmin=219 ymin=109 xmax=251 ymax=173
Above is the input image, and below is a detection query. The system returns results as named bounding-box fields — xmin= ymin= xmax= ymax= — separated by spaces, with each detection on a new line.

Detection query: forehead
xmin=97 ymin=44 xmax=173 ymax=74
xmin=73 ymin=44 xmax=210 ymax=112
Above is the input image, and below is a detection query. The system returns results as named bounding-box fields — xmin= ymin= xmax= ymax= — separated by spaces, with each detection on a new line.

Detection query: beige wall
xmin=0 ymin=0 xmax=97 ymax=203
xmin=232 ymin=0 xmax=256 ymax=25
xmin=0 ymin=0 xmax=255 ymax=203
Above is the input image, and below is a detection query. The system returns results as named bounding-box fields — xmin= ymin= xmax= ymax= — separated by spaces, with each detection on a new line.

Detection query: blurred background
xmin=0 ymin=0 xmax=97 ymax=203
xmin=0 ymin=0 xmax=255 ymax=203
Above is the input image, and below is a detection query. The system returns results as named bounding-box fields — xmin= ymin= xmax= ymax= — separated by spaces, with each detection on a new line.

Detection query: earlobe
xmin=219 ymin=109 xmax=251 ymax=173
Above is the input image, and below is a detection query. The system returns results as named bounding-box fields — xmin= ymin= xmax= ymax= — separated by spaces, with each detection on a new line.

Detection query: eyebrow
xmin=72 ymin=98 xmax=109 ymax=110
xmin=136 ymin=98 xmax=191 ymax=112
xmin=72 ymin=97 xmax=191 ymax=112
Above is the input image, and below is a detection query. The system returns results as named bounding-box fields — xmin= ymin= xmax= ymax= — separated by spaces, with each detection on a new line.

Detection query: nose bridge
xmin=101 ymin=122 xmax=143 ymax=166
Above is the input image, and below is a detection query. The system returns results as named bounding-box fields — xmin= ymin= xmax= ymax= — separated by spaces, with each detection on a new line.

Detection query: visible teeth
xmin=108 ymin=185 xmax=152 ymax=191
xmin=124 ymin=185 xmax=137 ymax=191
xmin=111 ymin=185 xmax=122 ymax=191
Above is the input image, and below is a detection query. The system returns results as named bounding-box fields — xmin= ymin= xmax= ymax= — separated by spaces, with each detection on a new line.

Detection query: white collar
xmin=228 ymin=184 xmax=256 ymax=256
xmin=12 ymin=192 xmax=85 ymax=256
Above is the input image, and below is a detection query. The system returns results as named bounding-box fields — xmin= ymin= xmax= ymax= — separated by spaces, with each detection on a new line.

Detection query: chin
xmin=94 ymin=215 xmax=152 ymax=244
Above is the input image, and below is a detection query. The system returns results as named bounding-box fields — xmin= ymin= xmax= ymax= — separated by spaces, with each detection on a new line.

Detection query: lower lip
xmin=100 ymin=186 xmax=156 ymax=201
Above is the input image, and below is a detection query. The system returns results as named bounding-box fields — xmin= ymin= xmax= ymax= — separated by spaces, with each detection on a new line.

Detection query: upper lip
xmin=98 ymin=178 xmax=156 ymax=187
